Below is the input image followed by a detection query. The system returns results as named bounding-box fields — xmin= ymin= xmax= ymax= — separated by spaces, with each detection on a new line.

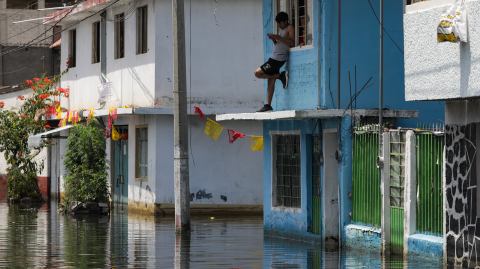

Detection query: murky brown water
xmin=0 ymin=200 xmax=442 ymax=268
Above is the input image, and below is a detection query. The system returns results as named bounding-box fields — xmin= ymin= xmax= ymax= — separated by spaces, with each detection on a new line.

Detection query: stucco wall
xmin=404 ymin=0 xmax=480 ymax=101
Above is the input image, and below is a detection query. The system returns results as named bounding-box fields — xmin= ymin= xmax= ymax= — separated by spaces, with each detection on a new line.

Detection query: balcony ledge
xmin=216 ymin=109 xmax=418 ymax=122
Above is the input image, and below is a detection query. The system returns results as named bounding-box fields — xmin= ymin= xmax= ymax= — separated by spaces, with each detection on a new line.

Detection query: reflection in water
xmin=0 ymin=200 xmax=443 ymax=268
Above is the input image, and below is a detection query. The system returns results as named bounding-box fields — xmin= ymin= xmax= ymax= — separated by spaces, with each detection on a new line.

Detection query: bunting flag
xmin=56 ymin=105 xmax=62 ymax=119
xmin=60 ymin=115 xmax=67 ymax=127
xmin=108 ymin=107 xmax=117 ymax=129
xmin=251 ymin=136 xmax=263 ymax=151
xmin=194 ymin=106 xmax=205 ymax=120
xmin=87 ymin=109 xmax=94 ymax=126
xmin=227 ymin=129 xmax=245 ymax=144
xmin=204 ymin=118 xmax=223 ymax=140
xmin=111 ymin=125 xmax=121 ymax=140
xmin=67 ymin=110 xmax=72 ymax=122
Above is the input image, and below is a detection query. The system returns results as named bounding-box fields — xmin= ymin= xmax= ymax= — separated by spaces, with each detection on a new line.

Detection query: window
xmin=136 ymin=126 xmax=148 ymax=181
xmin=275 ymin=0 xmax=313 ymax=47
xmin=114 ymin=13 xmax=125 ymax=59
xmin=45 ymin=0 xmax=64 ymax=8
xmin=136 ymin=6 xmax=148 ymax=54
xmin=274 ymin=134 xmax=301 ymax=208
xmin=7 ymin=0 xmax=37 ymax=9
xmin=68 ymin=30 xmax=76 ymax=68
xmin=92 ymin=21 xmax=100 ymax=64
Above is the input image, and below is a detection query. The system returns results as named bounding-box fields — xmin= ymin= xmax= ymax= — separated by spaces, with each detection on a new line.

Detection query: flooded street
xmin=0 ymin=200 xmax=442 ymax=268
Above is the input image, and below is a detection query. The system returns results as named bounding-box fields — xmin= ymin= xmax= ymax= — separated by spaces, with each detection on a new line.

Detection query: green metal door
xmin=390 ymin=131 xmax=405 ymax=254
xmin=352 ymin=125 xmax=381 ymax=227
xmin=416 ymin=127 xmax=444 ymax=236
xmin=312 ymin=136 xmax=321 ymax=234
xmin=112 ymin=126 xmax=128 ymax=205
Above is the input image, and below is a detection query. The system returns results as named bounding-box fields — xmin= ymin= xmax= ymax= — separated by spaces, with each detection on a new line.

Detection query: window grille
xmin=275 ymin=0 xmax=313 ymax=47
xmin=275 ymin=134 xmax=301 ymax=208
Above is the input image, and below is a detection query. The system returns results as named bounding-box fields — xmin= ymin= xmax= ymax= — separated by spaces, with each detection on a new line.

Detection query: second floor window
xmin=276 ymin=0 xmax=313 ymax=48
xmin=68 ymin=29 xmax=76 ymax=68
xmin=137 ymin=6 xmax=148 ymax=54
xmin=92 ymin=21 xmax=100 ymax=64
xmin=115 ymin=13 xmax=125 ymax=59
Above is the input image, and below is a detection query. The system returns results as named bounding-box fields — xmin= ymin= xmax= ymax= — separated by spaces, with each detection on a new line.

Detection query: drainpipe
xmin=97 ymin=11 xmax=107 ymax=110
xmin=337 ymin=0 xmax=341 ymax=109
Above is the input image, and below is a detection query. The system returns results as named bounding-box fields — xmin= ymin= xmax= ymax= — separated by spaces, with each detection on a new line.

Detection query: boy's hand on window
xmin=299 ymin=42 xmax=304 ymax=48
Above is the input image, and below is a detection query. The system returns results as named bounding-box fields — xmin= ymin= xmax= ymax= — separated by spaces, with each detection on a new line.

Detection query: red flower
xmin=55 ymin=101 xmax=60 ymax=105
xmin=32 ymin=101 xmax=37 ymax=104
xmin=38 ymin=85 xmax=44 ymax=88
xmin=43 ymin=78 xmax=49 ymax=83
xmin=33 ymin=78 xmax=39 ymax=82
xmin=45 ymin=125 xmax=51 ymax=129
xmin=64 ymin=92 xmax=69 ymax=98
xmin=18 ymin=153 xmax=21 ymax=157
xmin=0 ymin=101 xmax=4 ymax=108
xmin=2 ymin=131 xmax=5 ymax=134
xmin=17 ymin=95 xmax=24 ymax=100
xmin=25 ymin=80 xmax=33 ymax=85
xmin=31 ymin=86 xmax=36 ymax=90
xmin=23 ymin=135 xmax=26 ymax=137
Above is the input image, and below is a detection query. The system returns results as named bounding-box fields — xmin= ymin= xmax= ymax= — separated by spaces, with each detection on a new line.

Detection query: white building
xmin=45 ymin=0 xmax=264 ymax=214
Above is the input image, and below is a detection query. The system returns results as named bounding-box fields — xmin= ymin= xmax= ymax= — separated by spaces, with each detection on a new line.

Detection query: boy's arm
xmin=273 ymin=25 xmax=295 ymax=47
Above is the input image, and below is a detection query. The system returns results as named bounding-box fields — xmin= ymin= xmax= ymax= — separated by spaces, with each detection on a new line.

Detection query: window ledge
xmin=135 ymin=178 xmax=148 ymax=182
xmin=290 ymin=45 xmax=314 ymax=52
xmin=271 ymin=206 xmax=302 ymax=213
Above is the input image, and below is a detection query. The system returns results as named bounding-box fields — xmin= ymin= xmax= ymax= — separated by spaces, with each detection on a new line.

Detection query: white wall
xmin=155 ymin=0 xmax=264 ymax=112
xmin=404 ymin=0 xmax=480 ymax=101
xmin=156 ymin=115 xmax=263 ymax=205
xmin=60 ymin=0 xmax=156 ymax=110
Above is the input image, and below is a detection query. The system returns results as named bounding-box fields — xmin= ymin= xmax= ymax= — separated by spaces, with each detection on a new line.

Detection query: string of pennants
xmin=195 ymin=106 xmax=263 ymax=151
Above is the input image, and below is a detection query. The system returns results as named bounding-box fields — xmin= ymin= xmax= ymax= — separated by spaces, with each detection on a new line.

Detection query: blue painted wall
xmin=262 ymin=0 xmax=445 ymax=127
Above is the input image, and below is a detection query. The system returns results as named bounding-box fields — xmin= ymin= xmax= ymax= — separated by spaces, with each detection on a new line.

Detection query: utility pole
xmin=173 ymin=0 xmax=190 ymax=233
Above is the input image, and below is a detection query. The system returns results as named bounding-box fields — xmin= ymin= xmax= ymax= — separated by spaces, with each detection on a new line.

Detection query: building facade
xmin=42 ymin=0 xmax=265 ymax=214
xmin=217 ymin=0 xmax=446 ymax=260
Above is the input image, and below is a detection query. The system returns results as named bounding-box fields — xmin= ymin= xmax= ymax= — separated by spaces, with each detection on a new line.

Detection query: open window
xmin=92 ymin=21 xmax=100 ymax=64
xmin=68 ymin=29 xmax=76 ymax=68
xmin=136 ymin=6 xmax=148 ymax=54
xmin=7 ymin=0 xmax=37 ymax=9
xmin=45 ymin=0 xmax=64 ymax=8
xmin=114 ymin=13 xmax=125 ymax=59
xmin=275 ymin=0 xmax=313 ymax=48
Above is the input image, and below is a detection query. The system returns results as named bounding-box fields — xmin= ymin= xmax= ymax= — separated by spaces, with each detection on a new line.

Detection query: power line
xmin=0 ymin=8 xmax=74 ymax=45
xmin=0 ymin=1 xmax=40 ymax=24
xmin=366 ymin=0 xmax=404 ymax=55
xmin=0 ymin=0 xmax=121 ymax=57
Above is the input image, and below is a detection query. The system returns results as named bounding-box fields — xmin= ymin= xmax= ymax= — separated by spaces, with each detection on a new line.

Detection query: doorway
xmin=323 ymin=129 xmax=339 ymax=247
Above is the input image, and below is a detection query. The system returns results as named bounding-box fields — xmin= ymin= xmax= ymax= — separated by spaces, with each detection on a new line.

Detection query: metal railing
xmin=415 ymin=123 xmax=444 ymax=236
xmin=352 ymin=124 xmax=381 ymax=227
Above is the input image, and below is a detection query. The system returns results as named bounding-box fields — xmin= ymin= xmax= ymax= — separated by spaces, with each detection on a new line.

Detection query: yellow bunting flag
xmin=251 ymin=136 xmax=264 ymax=151
xmin=56 ymin=105 xmax=62 ymax=119
xmin=56 ymin=112 xmax=62 ymax=119
xmin=111 ymin=125 xmax=121 ymax=140
xmin=61 ymin=115 xmax=67 ymax=127
xmin=204 ymin=118 xmax=223 ymax=140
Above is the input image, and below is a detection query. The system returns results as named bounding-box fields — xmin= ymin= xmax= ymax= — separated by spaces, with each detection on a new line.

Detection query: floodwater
xmin=0 ymin=200 xmax=442 ymax=268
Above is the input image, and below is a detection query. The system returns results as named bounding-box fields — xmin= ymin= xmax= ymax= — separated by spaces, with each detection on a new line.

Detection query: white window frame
xmin=135 ymin=125 xmax=148 ymax=182
xmin=274 ymin=0 xmax=314 ymax=51
xmin=270 ymin=130 xmax=302 ymax=213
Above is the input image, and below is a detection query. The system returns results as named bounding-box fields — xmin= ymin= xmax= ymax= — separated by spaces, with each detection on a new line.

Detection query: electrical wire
xmin=0 ymin=7 xmax=75 ymax=45
xmin=0 ymin=0 xmax=121 ymax=57
xmin=366 ymin=0 xmax=404 ymax=55
xmin=0 ymin=0 xmax=40 ymax=24
xmin=104 ymin=0 xmax=142 ymax=22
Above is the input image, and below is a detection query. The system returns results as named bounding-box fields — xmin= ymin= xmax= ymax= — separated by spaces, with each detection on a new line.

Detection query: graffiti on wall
xmin=445 ymin=124 xmax=477 ymax=267
xmin=196 ymin=189 xmax=212 ymax=200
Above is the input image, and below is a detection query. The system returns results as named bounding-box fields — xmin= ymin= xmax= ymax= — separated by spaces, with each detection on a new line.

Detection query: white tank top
xmin=271 ymin=26 xmax=291 ymax=62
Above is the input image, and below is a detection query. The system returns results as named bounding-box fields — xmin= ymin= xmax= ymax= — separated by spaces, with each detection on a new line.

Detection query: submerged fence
xmin=352 ymin=124 xmax=381 ymax=227
xmin=415 ymin=124 xmax=444 ymax=236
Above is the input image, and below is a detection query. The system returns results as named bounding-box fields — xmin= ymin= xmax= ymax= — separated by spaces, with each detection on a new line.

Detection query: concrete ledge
xmin=216 ymin=109 xmax=418 ymax=121
xmin=407 ymin=234 xmax=443 ymax=260
xmin=344 ymin=224 xmax=382 ymax=251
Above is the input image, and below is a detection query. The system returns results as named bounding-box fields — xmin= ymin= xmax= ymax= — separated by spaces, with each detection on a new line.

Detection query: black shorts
xmin=260 ymin=58 xmax=286 ymax=76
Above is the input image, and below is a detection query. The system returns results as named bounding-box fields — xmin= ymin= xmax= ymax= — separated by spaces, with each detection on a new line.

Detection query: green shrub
xmin=63 ymin=118 xmax=109 ymax=205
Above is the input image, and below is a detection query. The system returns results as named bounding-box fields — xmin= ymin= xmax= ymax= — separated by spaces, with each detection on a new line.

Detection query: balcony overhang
xmin=216 ymin=109 xmax=418 ymax=122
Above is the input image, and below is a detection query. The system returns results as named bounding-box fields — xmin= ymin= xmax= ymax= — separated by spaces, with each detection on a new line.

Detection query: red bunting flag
xmin=227 ymin=129 xmax=246 ymax=144
xmin=108 ymin=108 xmax=117 ymax=129
xmin=194 ymin=106 xmax=204 ymax=120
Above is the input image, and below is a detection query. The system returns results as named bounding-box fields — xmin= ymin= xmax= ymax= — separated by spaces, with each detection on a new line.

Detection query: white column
xmin=404 ymin=130 xmax=416 ymax=255
xmin=381 ymin=132 xmax=390 ymax=254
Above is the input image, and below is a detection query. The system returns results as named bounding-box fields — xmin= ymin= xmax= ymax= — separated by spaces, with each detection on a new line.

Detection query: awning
xmin=50 ymin=38 xmax=61 ymax=49
xmin=28 ymin=125 xmax=74 ymax=148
